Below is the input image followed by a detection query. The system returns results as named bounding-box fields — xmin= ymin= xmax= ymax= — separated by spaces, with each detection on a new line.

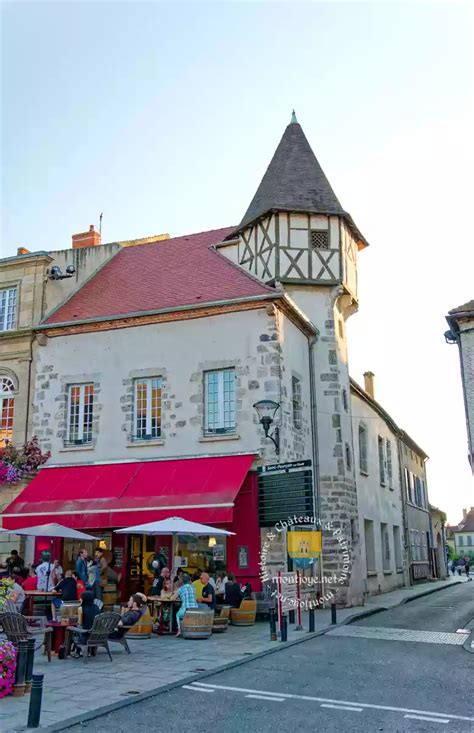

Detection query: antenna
xmin=99 ymin=212 xmax=103 ymax=241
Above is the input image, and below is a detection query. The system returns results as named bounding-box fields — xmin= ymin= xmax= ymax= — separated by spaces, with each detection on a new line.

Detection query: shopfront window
xmin=175 ymin=534 xmax=227 ymax=575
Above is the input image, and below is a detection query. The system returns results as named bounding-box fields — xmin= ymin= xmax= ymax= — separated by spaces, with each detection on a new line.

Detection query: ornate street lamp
xmin=253 ymin=399 xmax=280 ymax=455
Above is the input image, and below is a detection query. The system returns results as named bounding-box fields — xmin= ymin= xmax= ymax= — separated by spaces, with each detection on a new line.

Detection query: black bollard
xmin=27 ymin=674 xmax=44 ymax=729
xmin=13 ymin=640 xmax=28 ymax=697
xmin=25 ymin=638 xmax=35 ymax=693
xmin=281 ymin=613 xmax=288 ymax=642
xmin=331 ymin=602 xmax=337 ymax=625
xmin=309 ymin=607 xmax=315 ymax=632
xmin=288 ymin=609 xmax=295 ymax=625
xmin=269 ymin=608 xmax=277 ymax=641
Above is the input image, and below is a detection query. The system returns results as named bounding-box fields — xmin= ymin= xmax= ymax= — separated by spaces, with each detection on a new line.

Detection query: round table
xmin=47 ymin=620 xmax=74 ymax=654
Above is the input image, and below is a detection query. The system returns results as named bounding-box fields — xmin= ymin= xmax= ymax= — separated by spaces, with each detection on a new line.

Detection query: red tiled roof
xmin=45 ymin=227 xmax=275 ymax=325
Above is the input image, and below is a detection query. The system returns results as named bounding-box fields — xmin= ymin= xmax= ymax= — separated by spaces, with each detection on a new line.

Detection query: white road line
xmin=182 ymin=685 xmax=214 ymax=693
xmin=405 ymin=714 xmax=449 ymax=724
xmin=192 ymin=682 xmax=474 ymax=723
xmin=246 ymin=694 xmax=285 ymax=703
xmin=321 ymin=703 xmax=363 ymax=712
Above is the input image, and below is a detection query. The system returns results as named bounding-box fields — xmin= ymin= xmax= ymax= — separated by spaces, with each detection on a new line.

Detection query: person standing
xmin=94 ymin=548 xmax=108 ymax=601
xmin=36 ymin=553 xmax=55 ymax=591
xmin=52 ymin=558 xmax=63 ymax=585
xmin=176 ymin=574 xmax=198 ymax=636
xmin=450 ymin=559 xmax=457 ymax=576
xmin=464 ymin=556 xmax=471 ymax=579
xmin=75 ymin=549 xmax=88 ymax=584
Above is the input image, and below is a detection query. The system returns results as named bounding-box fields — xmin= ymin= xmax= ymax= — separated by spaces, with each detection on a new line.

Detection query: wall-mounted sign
xmin=212 ymin=544 xmax=225 ymax=562
xmin=238 ymin=545 xmax=249 ymax=569
xmin=258 ymin=460 xmax=314 ymax=527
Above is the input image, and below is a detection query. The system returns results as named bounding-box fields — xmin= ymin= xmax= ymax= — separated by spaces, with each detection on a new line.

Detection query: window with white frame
xmin=204 ymin=368 xmax=236 ymax=435
xmin=393 ymin=526 xmax=402 ymax=570
xmin=67 ymin=384 xmax=94 ymax=444
xmin=292 ymin=376 xmax=302 ymax=429
xmin=0 ymin=376 xmax=15 ymax=446
xmin=386 ymin=439 xmax=393 ymax=489
xmin=381 ymin=523 xmax=391 ymax=571
xmin=0 ymin=288 xmax=17 ymax=331
xmin=358 ymin=423 xmax=368 ymax=474
xmin=133 ymin=377 xmax=162 ymax=440
xmin=378 ymin=436 xmax=385 ymax=485
xmin=364 ymin=519 xmax=376 ymax=572
xmin=404 ymin=468 xmax=411 ymax=502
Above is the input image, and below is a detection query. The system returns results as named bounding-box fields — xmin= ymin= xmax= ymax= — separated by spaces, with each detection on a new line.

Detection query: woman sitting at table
xmin=22 ymin=566 xmax=38 ymax=591
xmin=70 ymin=591 xmax=100 ymax=657
xmin=224 ymin=573 xmax=243 ymax=608
xmin=215 ymin=571 xmax=228 ymax=600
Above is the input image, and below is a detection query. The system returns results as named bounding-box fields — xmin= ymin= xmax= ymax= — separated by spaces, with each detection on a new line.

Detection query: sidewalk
xmin=1 ymin=576 xmax=464 ymax=732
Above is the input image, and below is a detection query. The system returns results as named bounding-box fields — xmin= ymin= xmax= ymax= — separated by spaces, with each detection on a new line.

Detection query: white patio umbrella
xmin=115 ymin=516 xmax=234 ymax=578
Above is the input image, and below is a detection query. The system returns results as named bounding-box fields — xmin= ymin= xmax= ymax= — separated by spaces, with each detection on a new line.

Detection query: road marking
xmin=327 ymin=625 xmax=468 ymax=645
xmin=321 ymin=704 xmax=362 ymax=712
xmin=181 ymin=685 xmax=214 ymax=693
xmin=192 ymin=682 xmax=474 ymax=723
xmin=404 ymin=714 xmax=449 ymax=724
xmin=246 ymin=694 xmax=284 ymax=703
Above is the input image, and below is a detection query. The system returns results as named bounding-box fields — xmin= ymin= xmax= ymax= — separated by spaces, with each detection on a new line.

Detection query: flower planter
xmin=0 ymin=641 xmax=17 ymax=698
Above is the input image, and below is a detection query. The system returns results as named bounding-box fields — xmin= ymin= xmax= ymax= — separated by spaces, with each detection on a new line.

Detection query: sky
xmin=1 ymin=1 xmax=473 ymax=523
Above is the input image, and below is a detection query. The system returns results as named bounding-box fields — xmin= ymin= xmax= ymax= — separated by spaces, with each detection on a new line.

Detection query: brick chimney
xmin=72 ymin=225 xmax=101 ymax=249
xmin=363 ymin=371 xmax=375 ymax=399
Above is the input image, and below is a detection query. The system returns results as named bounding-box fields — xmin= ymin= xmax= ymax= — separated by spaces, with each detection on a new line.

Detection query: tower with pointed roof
xmin=220 ymin=114 xmax=368 ymax=605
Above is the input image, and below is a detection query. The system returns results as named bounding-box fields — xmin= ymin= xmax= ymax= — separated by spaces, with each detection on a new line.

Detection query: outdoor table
xmin=48 ymin=620 xmax=74 ymax=654
xmin=24 ymin=590 xmax=59 ymax=616
xmin=148 ymin=598 xmax=180 ymax=635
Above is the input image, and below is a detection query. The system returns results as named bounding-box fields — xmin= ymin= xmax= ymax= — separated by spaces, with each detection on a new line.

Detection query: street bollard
xmin=309 ymin=607 xmax=315 ymax=632
xmin=269 ymin=608 xmax=277 ymax=641
xmin=288 ymin=609 xmax=295 ymax=625
xmin=27 ymin=674 xmax=44 ymax=729
xmin=281 ymin=613 xmax=288 ymax=642
xmin=13 ymin=640 xmax=28 ymax=697
xmin=25 ymin=638 xmax=35 ymax=694
xmin=331 ymin=602 xmax=337 ymax=625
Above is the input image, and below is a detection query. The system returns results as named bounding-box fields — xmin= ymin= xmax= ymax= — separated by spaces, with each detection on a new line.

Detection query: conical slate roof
xmin=231 ymin=115 xmax=367 ymax=247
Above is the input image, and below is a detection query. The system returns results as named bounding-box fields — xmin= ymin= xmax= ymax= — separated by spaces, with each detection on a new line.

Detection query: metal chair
xmin=68 ymin=612 xmax=121 ymax=663
xmin=0 ymin=611 xmax=53 ymax=663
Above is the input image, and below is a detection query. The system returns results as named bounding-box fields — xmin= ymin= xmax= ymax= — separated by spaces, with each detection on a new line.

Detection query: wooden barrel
xmin=181 ymin=609 xmax=214 ymax=639
xmin=126 ymin=607 xmax=153 ymax=639
xmin=230 ymin=600 xmax=256 ymax=626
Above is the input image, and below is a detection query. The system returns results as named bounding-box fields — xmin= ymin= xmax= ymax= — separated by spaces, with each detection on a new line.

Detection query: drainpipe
xmin=307 ymin=334 xmax=321 ymax=525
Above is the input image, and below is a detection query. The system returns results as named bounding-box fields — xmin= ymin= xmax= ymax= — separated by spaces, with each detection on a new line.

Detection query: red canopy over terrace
xmin=1 ymin=455 xmax=255 ymax=530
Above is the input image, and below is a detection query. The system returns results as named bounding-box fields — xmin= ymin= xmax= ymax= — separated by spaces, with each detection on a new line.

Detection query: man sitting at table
xmin=51 ymin=570 xmax=78 ymax=620
xmin=199 ymin=571 xmax=216 ymax=611
xmin=109 ymin=594 xmax=145 ymax=639
xmin=175 ymin=574 xmax=198 ymax=637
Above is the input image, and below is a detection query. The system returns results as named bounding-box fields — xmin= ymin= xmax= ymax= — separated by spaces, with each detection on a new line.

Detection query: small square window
xmin=311 ymin=230 xmax=329 ymax=250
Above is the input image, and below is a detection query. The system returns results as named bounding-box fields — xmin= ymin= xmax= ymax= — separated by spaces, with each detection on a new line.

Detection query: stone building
xmin=445 ymin=301 xmax=474 ymax=473
xmin=2 ymin=114 xmax=437 ymax=605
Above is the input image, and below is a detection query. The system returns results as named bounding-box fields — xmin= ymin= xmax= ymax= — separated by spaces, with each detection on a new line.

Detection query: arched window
xmin=0 ymin=375 xmax=16 ymax=446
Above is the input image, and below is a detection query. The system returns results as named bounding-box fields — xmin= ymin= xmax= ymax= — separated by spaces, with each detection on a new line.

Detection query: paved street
xmin=66 ymin=583 xmax=474 ymax=733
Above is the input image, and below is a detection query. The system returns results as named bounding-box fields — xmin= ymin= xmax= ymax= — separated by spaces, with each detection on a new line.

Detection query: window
xmin=364 ymin=519 xmax=376 ymax=572
xmin=342 ymin=388 xmax=348 ymax=412
xmin=133 ymin=377 xmax=162 ymax=440
xmin=386 ymin=439 xmax=393 ymax=489
xmin=378 ymin=436 xmax=385 ymax=485
xmin=420 ymin=479 xmax=426 ymax=508
xmin=393 ymin=526 xmax=402 ymax=570
xmin=0 ymin=288 xmax=17 ymax=331
xmin=204 ymin=368 xmax=236 ymax=435
xmin=458 ymin=536 xmax=464 ymax=547
xmin=404 ymin=468 xmax=411 ymax=502
xmin=292 ymin=376 xmax=302 ymax=429
xmin=358 ymin=423 xmax=368 ymax=474
xmin=345 ymin=442 xmax=352 ymax=471
xmin=468 ymin=536 xmax=473 ymax=547
xmin=310 ymin=229 xmax=329 ymax=250
xmin=67 ymin=384 xmax=94 ymax=444
xmin=381 ymin=523 xmax=391 ymax=571
xmin=0 ymin=376 xmax=15 ymax=446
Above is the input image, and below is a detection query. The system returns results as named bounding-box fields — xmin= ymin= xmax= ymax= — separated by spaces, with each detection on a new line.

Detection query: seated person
xmin=72 ymin=571 xmax=86 ymax=599
xmin=173 ymin=567 xmax=184 ymax=590
xmin=9 ymin=575 xmax=26 ymax=613
xmin=149 ymin=567 xmax=170 ymax=596
xmin=199 ymin=571 xmax=216 ymax=611
xmin=109 ymin=594 xmax=145 ymax=639
xmin=52 ymin=570 xmax=78 ymax=619
xmin=176 ymin=574 xmax=198 ymax=637
xmin=224 ymin=573 xmax=243 ymax=608
xmin=70 ymin=591 xmax=101 ymax=656
xmin=215 ymin=571 xmax=228 ymax=599
xmin=22 ymin=566 xmax=38 ymax=591
xmin=192 ymin=571 xmax=205 ymax=601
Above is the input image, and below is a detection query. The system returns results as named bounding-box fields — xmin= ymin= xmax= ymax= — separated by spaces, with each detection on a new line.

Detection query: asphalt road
xmin=65 ymin=583 xmax=474 ymax=733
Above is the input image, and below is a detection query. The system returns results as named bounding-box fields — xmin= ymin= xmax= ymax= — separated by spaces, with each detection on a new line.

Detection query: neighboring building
xmin=445 ymin=525 xmax=456 ymax=557
xmin=350 ymin=375 xmax=407 ymax=596
xmin=2 ymin=114 xmax=439 ymax=605
xmin=445 ymin=300 xmax=474 ymax=472
xmin=430 ymin=506 xmax=447 ymax=579
xmin=453 ymin=507 xmax=474 ymax=558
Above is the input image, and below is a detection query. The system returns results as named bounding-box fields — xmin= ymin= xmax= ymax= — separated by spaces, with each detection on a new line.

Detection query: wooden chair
xmin=230 ymin=599 xmax=257 ymax=626
xmin=69 ymin=612 xmax=121 ymax=663
xmin=212 ymin=605 xmax=230 ymax=633
xmin=181 ymin=608 xmax=214 ymax=639
xmin=0 ymin=612 xmax=53 ymax=663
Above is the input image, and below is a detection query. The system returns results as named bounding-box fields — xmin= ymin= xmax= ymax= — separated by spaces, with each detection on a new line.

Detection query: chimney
xmin=363 ymin=371 xmax=375 ymax=399
xmin=17 ymin=247 xmax=30 ymax=255
xmin=463 ymin=508 xmax=467 ymax=519
xmin=72 ymin=225 xmax=101 ymax=249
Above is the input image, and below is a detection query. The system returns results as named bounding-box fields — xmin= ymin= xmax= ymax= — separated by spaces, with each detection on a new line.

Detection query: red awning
xmin=2 ymin=455 xmax=255 ymax=530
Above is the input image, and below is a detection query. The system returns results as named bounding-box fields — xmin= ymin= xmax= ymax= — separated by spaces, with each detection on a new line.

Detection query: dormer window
xmin=310 ymin=230 xmax=329 ymax=250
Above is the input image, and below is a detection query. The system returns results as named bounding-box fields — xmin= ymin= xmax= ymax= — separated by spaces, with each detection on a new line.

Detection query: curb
xmin=30 ymin=580 xmax=463 ymax=732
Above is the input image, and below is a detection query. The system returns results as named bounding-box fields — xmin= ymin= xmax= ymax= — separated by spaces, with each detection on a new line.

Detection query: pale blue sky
xmin=1 ymin=2 xmax=473 ymax=521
